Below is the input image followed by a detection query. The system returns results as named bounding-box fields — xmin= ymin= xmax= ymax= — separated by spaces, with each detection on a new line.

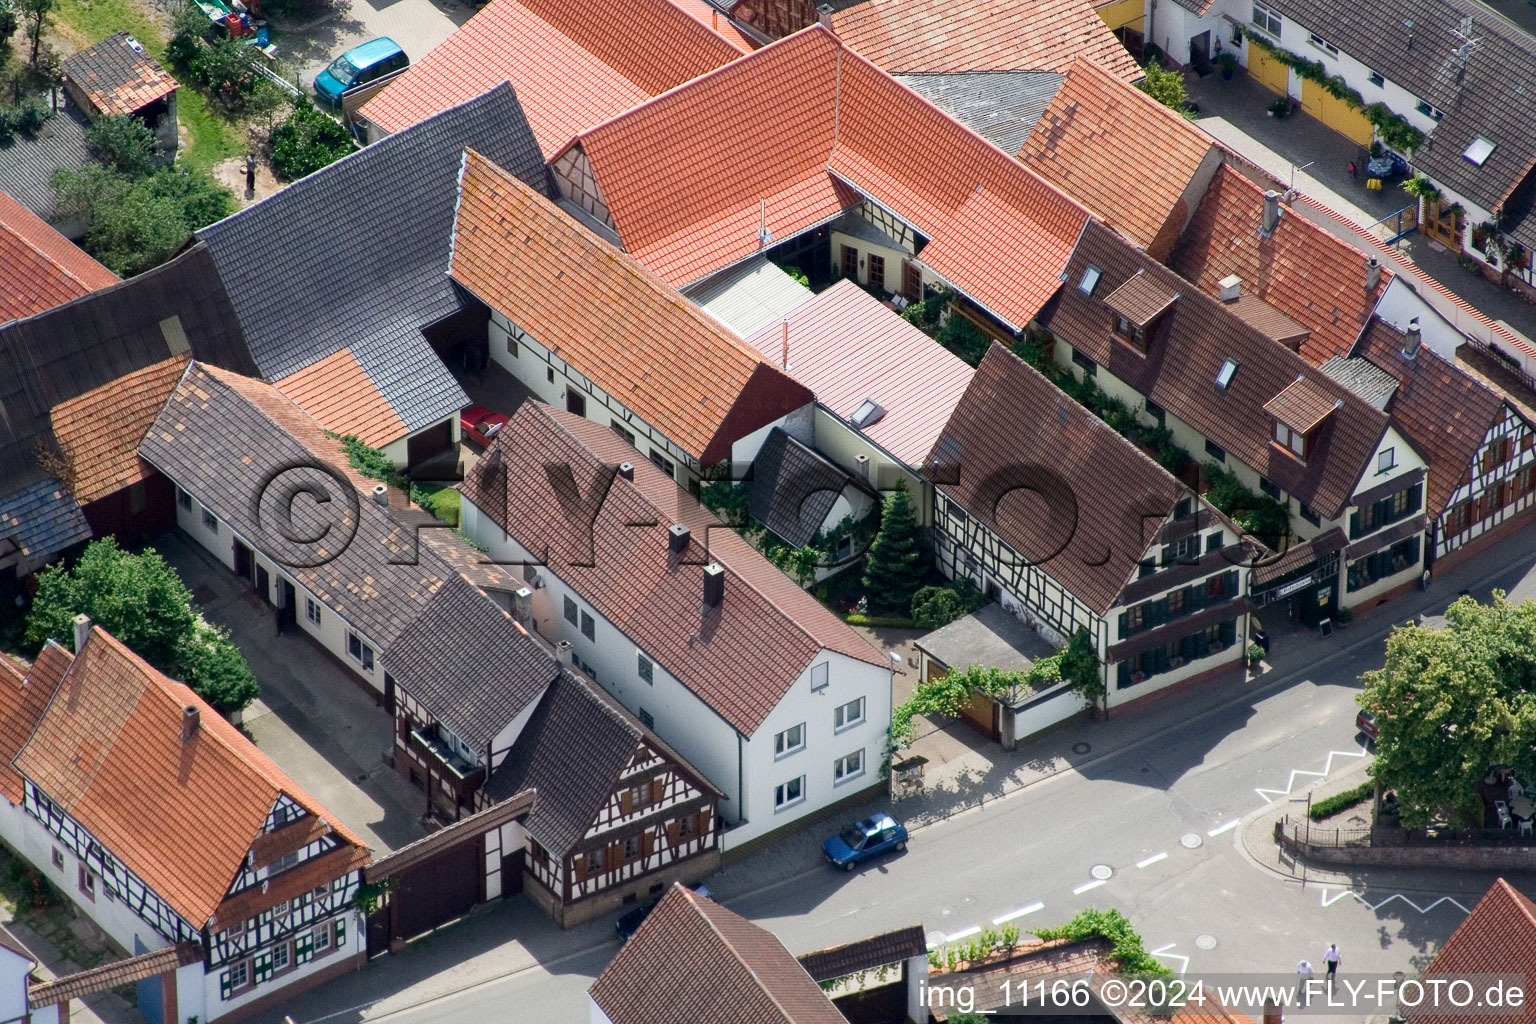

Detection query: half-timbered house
xmin=485 ymin=671 xmax=720 ymax=927
xmin=930 ymin=345 xmax=1256 ymax=717
xmin=460 ymin=403 xmax=893 ymax=849
xmin=0 ymin=621 xmax=369 ymax=1024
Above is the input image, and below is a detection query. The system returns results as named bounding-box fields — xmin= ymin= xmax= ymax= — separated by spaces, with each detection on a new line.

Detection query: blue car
xmin=314 ymin=38 xmax=408 ymax=106
xmin=823 ymin=813 xmax=908 ymax=871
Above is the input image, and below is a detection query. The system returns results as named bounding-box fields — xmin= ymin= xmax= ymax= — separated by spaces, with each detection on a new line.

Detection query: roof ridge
xmin=522 ymin=0 xmax=747 ymax=65
xmin=684 ymin=888 xmax=801 ymax=1024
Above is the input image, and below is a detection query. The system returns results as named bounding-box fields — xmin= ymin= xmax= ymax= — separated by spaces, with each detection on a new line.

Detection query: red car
xmin=460 ymin=405 xmax=509 ymax=447
xmin=1356 ymin=709 xmax=1380 ymax=743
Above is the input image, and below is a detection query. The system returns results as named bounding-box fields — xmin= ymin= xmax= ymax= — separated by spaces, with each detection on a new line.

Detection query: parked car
xmin=1356 ymin=708 xmax=1380 ymax=743
xmin=314 ymin=38 xmax=408 ymax=106
xmin=460 ymin=405 xmax=509 ymax=447
xmin=616 ymin=884 xmax=711 ymax=940
xmin=823 ymin=813 xmax=908 ymax=871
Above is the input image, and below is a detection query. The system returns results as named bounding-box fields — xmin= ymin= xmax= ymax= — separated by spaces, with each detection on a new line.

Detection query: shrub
xmin=1034 ymin=908 xmax=1171 ymax=976
xmin=699 ymin=480 xmax=750 ymax=527
xmin=54 ymin=164 xmax=235 ymax=276
xmin=86 ymin=114 xmax=158 ymax=177
xmin=937 ymin=313 xmax=990 ymax=366
xmin=1136 ymin=63 xmax=1189 ymax=113
xmin=270 ymin=96 xmax=355 ymax=180
xmin=193 ymin=37 xmax=258 ymax=100
xmin=911 ymin=586 xmax=969 ymax=629
xmin=1247 ymin=642 xmax=1265 ymax=663
xmin=1308 ymin=781 xmax=1374 ymax=820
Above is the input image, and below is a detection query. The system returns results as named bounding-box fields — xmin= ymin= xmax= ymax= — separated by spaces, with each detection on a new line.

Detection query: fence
xmin=1279 ymin=816 xmax=1372 ymax=848
xmin=1281 ymin=815 xmax=1536 ymax=849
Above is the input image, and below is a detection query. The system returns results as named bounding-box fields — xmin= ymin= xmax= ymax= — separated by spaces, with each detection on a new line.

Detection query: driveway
xmin=275 ymin=0 xmax=474 ymax=89
xmin=155 ymin=532 xmax=428 ymax=854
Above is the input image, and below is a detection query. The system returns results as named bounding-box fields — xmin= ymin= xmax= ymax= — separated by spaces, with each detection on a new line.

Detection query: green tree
xmin=53 ymin=164 xmax=235 ymax=276
xmin=1059 ymin=628 xmax=1103 ymax=710
xmin=16 ymin=0 xmax=50 ymax=66
xmin=175 ymin=620 xmax=259 ymax=715
xmin=911 ymin=585 xmax=968 ymax=629
xmin=25 ymin=539 xmax=196 ymax=666
xmin=861 ymin=483 xmax=927 ymax=615
xmin=86 ymin=114 xmax=158 ymax=177
xmin=192 ymin=36 xmax=257 ymax=101
xmin=270 ymin=96 xmax=355 ymax=181
xmin=1360 ymin=591 xmax=1536 ymax=827
xmin=1135 ymin=62 xmax=1190 ymax=115
xmin=23 ymin=539 xmax=260 ymax=714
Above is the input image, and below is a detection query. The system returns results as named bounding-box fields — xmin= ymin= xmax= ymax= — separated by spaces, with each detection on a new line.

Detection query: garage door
xmin=1300 ymin=80 xmax=1374 ymax=145
xmin=1247 ymin=47 xmax=1290 ymax=95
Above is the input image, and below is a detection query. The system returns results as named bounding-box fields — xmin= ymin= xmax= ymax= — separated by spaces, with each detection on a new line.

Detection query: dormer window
xmin=1262 ymin=376 xmax=1341 ymax=463
xmin=1102 ymin=270 xmax=1178 ymax=355
xmin=1113 ymin=314 xmax=1146 ymax=347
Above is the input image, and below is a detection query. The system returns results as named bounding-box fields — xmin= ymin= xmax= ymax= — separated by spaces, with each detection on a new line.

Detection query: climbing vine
xmin=1244 ymin=34 xmax=1425 ymax=153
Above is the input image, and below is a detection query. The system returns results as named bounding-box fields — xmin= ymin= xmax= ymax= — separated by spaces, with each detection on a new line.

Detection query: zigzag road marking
xmin=1319 ymin=889 xmax=1471 ymax=915
xmin=1255 ymin=748 xmax=1368 ymax=804
xmin=1150 ymin=943 xmax=1190 ymax=974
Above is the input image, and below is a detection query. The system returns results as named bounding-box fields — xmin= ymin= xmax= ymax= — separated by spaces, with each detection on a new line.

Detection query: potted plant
xmin=1336 ymin=606 xmax=1353 ymax=627
xmin=1216 ymin=52 xmax=1238 ymax=79
xmin=1267 ymin=96 xmax=1293 ymax=118
xmin=1247 ymin=642 xmax=1265 ymax=667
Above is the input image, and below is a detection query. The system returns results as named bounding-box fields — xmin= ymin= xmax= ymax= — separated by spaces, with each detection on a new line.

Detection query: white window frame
xmin=1307 ymin=33 xmax=1338 ymax=56
xmin=833 ymin=749 xmax=866 ymax=785
xmin=201 ymin=505 xmax=218 ymax=531
xmin=1377 ymin=448 xmax=1396 ymax=474
xmin=177 ymin=488 xmax=192 ymax=511
xmin=272 ymin=941 xmax=291 ymax=973
xmin=226 ymin=959 xmax=250 ymax=993
xmin=774 ymin=723 xmax=806 ymax=759
xmin=305 ymin=598 xmax=321 ymax=626
xmin=1251 ymin=1 xmax=1281 ymax=35
xmin=809 ymin=662 xmax=829 ymax=692
xmin=347 ymin=631 xmax=375 ymax=671
xmin=833 ymin=697 xmax=866 ymax=732
xmin=313 ymin=924 xmax=332 ymax=952
xmin=774 ymin=775 xmax=806 ymax=811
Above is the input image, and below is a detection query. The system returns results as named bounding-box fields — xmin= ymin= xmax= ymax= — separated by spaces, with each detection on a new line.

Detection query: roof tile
xmin=61 ymin=32 xmax=177 ymax=117
xmin=1417 ymin=879 xmax=1536 ymax=1024
xmin=0 ymin=191 xmax=117 ymax=323
xmin=274 ymin=348 xmax=407 ymax=449
xmin=50 ymin=355 xmax=188 ymax=504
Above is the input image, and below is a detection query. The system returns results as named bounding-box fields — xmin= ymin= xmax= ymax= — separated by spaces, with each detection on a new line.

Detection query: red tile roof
xmin=0 ymin=647 xmax=59 ymax=803
xmin=590 ymin=884 xmax=846 ymax=1024
xmin=569 ymin=25 xmax=1091 ymax=326
xmin=0 ymin=191 xmax=117 ymax=323
xmin=14 ymin=627 xmax=366 ymax=927
xmin=451 ymin=151 xmax=812 ymax=465
xmin=358 ymin=0 xmax=748 ymax=156
xmin=61 ymin=32 xmax=178 ymax=117
xmin=1169 ymin=165 xmax=1390 ymax=366
xmin=832 ymin=0 xmax=1140 ymax=79
xmin=1417 ymin=879 xmax=1536 ymax=1024
xmin=275 ymin=348 xmax=407 ymax=449
xmin=1018 ymin=57 xmax=1218 ymax=257
xmin=461 ymin=403 xmax=887 ymax=736
xmin=50 ymin=355 xmax=188 ymax=504
xmin=741 ymin=279 xmax=973 ymax=467
xmin=671 ymin=0 xmax=754 ymax=50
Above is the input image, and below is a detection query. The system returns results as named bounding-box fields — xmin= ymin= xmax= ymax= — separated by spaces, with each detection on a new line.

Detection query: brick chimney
xmin=702 ymin=563 xmax=725 ymax=610
xmin=1263 ymin=1000 xmax=1283 ymax=1024
xmin=1366 ymin=256 xmax=1382 ymax=292
xmin=1262 ymin=190 xmax=1281 ymax=235
xmin=181 ymin=705 xmax=201 ymax=742
xmin=73 ymin=613 xmax=91 ymax=653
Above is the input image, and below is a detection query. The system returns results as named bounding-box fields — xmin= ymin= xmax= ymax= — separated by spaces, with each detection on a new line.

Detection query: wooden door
xmin=1248 ymin=47 xmax=1289 ymax=95
xmin=901 ymin=260 xmax=922 ymax=300
xmin=840 ymin=244 xmax=859 ymax=280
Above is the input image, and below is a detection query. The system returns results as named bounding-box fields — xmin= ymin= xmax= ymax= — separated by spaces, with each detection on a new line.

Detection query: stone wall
xmin=1276 ymin=821 xmax=1536 ymax=870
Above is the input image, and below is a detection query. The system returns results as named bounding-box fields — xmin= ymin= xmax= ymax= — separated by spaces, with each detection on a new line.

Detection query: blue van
xmin=314 ymin=38 xmax=408 ymax=106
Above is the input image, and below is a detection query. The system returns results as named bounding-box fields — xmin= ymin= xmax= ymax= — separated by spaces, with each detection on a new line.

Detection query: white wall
xmin=0 ymin=945 xmax=25 ymax=1024
xmin=202 ymin=909 xmax=365 ymax=1022
xmin=590 ymin=999 xmax=617 ymax=1024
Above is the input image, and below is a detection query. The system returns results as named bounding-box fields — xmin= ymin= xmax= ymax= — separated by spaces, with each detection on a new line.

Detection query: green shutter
xmin=1222 ymin=619 xmax=1237 ymax=645
xmin=221 ymin=970 xmax=233 ymax=1000
xmin=1150 ymin=599 xmax=1168 ymax=627
xmin=1349 ymin=510 xmax=1360 ymax=539
xmin=1407 ymin=482 xmax=1423 ymax=515
xmin=1119 ymin=611 xmax=1128 ymax=635
xmin=295 ymin=931 xmax=314 ymax=965
xmin=334 ymin=917 xmax=346 ymax=947
xmin=1225 ymin=569 xmax=1239 ymax=597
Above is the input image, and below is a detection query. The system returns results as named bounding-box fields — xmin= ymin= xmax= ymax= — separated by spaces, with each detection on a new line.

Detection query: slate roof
xmin=139 ymin=362 xmax=520 ymax=651
xmin=382 ymin=576 xmax=559 ymax=750
xmin=1169 ymin=166 xmax=1389 ymax=366
xmin=929 ymin=344 xmax=1200 ymax=615
xmin=0 ymin=244 xmax=252 ymax=500
xmin=1416 ymin=879 xmax=1536 ymax=1024
xmin=896 ymin=70 xmax=1063 ymax=154
xmin=914 ymin=602 xmax=1057 ymax=674
xmin=567 ymin=25 xmax=1092 ymax=327
xmin=589 ymin=884 xmax=846 ymax=1024
xmin=830 ymin=0 xmax=1140 ymax=80
xmin=0 ymin=645 xmax=65 ymax=803
xmin=449 ymin=151 xmax=813 ymax=466
xmin=14 ymin=628 xmax=367 ymax=928
xmin=0 ymin=191 xmax=116 ymax=323
xmin=1353 ymin=317 xmax=1512 ymax=516
xmin=61 ymin=32 xmax=178 ymax=117
xmin=274 ymin=348 xmax=407 ymax=449
xmin=1103 ymin=269 xmax=1180 ymax=326
xmin=1039 ymin=221 xmax=1394 ymax=519
xmin=1018 ymin=57 xmax=1219 ymax=258
xmin=0 ymin=103 xmax=91 ymax=222
xmin=49 ymin=355 xmax=189 ymax=505
xmin=743 ymin=428 xmax=866 ymax=547
xmin=1317 ymin=356 xmax=1400 ymax=410
xmin=0 ymin=479 xmax=90 ymax=570
xmin=742 ymin=279 xmax=975 ymax=468
xmin=460 ymin=403 xmax=888 ymax=736
xmin=195 ymin=85 xmax=547 ymax=434
xmin=1263 ymin=0 xmax=1536 ymax=214
xmin=358 ymin=0 xmax=747 ymax=156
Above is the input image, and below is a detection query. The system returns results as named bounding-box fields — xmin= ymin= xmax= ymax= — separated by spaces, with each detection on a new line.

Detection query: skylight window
xmin=1463 ymin=136 xmax=1497 ymax=166
xmin=1216 ymin=359 xmax=1239 ymax=390
xmin=1078 ymin=266 xmax=1102 ymax=296
xmin=851 ymin=399 xmax=887 ymax=429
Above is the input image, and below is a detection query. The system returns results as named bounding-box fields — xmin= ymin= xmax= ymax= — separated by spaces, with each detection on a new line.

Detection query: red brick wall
xmin=728 ymin=0 xmax=816 ymax=39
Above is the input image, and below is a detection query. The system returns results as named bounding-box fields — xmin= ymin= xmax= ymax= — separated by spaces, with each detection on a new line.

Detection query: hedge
xmin=1308 ymin=781 xmax=1374 ymax=820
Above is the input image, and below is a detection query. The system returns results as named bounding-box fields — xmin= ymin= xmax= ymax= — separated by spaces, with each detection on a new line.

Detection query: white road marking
xmin=1073 ymin=879 xmax=1107 ymax=894
xmin=1150 ymin=943 xmax=1190 ymax=973
xmin=1207 ymin=819 xmax=1240 ymax=837
xmin=946 ymin=925 xmax=982 ymax=942
xmin=1320 ymin=889 xmax=1471 ymax=915
xmin=1136 ymin=852 xmax=1168 ymax=868
xmin=993 ymin=902 xmax=1044 ymax=924
xmin=1254 ymin=747 xmax=1369 ymax=804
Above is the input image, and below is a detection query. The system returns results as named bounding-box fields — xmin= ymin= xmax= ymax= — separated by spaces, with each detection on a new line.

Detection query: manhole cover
xmin=1180 ymin=833 xmax=1203 ymax=849
xmin=1195 ymin=934 xmax=1218 ymax=950
xmin=926 ymin=930 xmax=947 ymax=949
xmin=961 ymin=894 xmax=978 ymax=906
xmin=934 ymin=904 xmax=957 ymax=919
xmin=1072 ymin=742 xmax=1092 ymax=755
xmin=1091 ymin=864 xmax=1114 ymax=880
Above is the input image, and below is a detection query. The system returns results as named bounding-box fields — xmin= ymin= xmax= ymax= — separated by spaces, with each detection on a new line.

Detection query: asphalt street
xmin=264 ymin=542 xmax=1536 ymax=1024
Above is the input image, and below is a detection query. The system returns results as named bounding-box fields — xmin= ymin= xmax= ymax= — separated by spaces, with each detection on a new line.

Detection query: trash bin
xmin=1252 ymin=628 xmax=1270 ymax=655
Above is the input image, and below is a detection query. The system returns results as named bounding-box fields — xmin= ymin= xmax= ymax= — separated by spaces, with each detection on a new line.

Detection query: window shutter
xmin=620 ymin=790 xmax=633 ymax=815
xmin=573 ymin=855 xmax=586 ymax=882
xmin=641 ymin=830 xmax=654 ymax=857
xmin=607 ymin=842 xmax=623 ymax=867
xmin=1150 ymin=599 xmax=1168 ymax=627
xmin=1225 ymin=570 xmax=1238 ymax=597
xmin=295 ymin=931 xmax=314 ymax=965
xmin=1160 ymin=545 xmax=1172 ymax=567
xmin=1118 ymin=611 xmax=1128 ymax=635
xmin=334 ymin=917 xmax=345 ymax=948
xmin=696 ymin=810 xmax=711 ymax=837
xmin=1117 ymin=661 xmax=1130 ymax=687
xmin=221 ymin=970 xmax=234 ymax=1000
xmin=665 ymin=820 xmax=680 ymax=846
xmin=649 ymin=778 xmax=664 ymax=805
xmin=1222 ymin=619 xmax=1237 ymax=645
xmin=1407 ymin=482 xmax=1423 ymax=515
xmin=1349 ymin=510 xmax=1360 ymax=539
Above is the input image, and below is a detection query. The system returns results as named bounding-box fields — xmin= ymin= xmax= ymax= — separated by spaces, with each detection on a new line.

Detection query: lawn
xmin=413 ymin=484 xmax=461 ymax=528
xmin=53 ymin=0 xmax=245 ymax=168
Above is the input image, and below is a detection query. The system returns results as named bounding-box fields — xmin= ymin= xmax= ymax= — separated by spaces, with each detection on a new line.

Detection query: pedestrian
xmin=1347 ymin=160 xmax=1358 ymax=180
xmin=245 ymin=153 xmax=257 ymax=197
xmin=1324 ymin=943 xmax=1340 ymax=981
xmin=1297 ymin=959 xmax=1315 ymax=1006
